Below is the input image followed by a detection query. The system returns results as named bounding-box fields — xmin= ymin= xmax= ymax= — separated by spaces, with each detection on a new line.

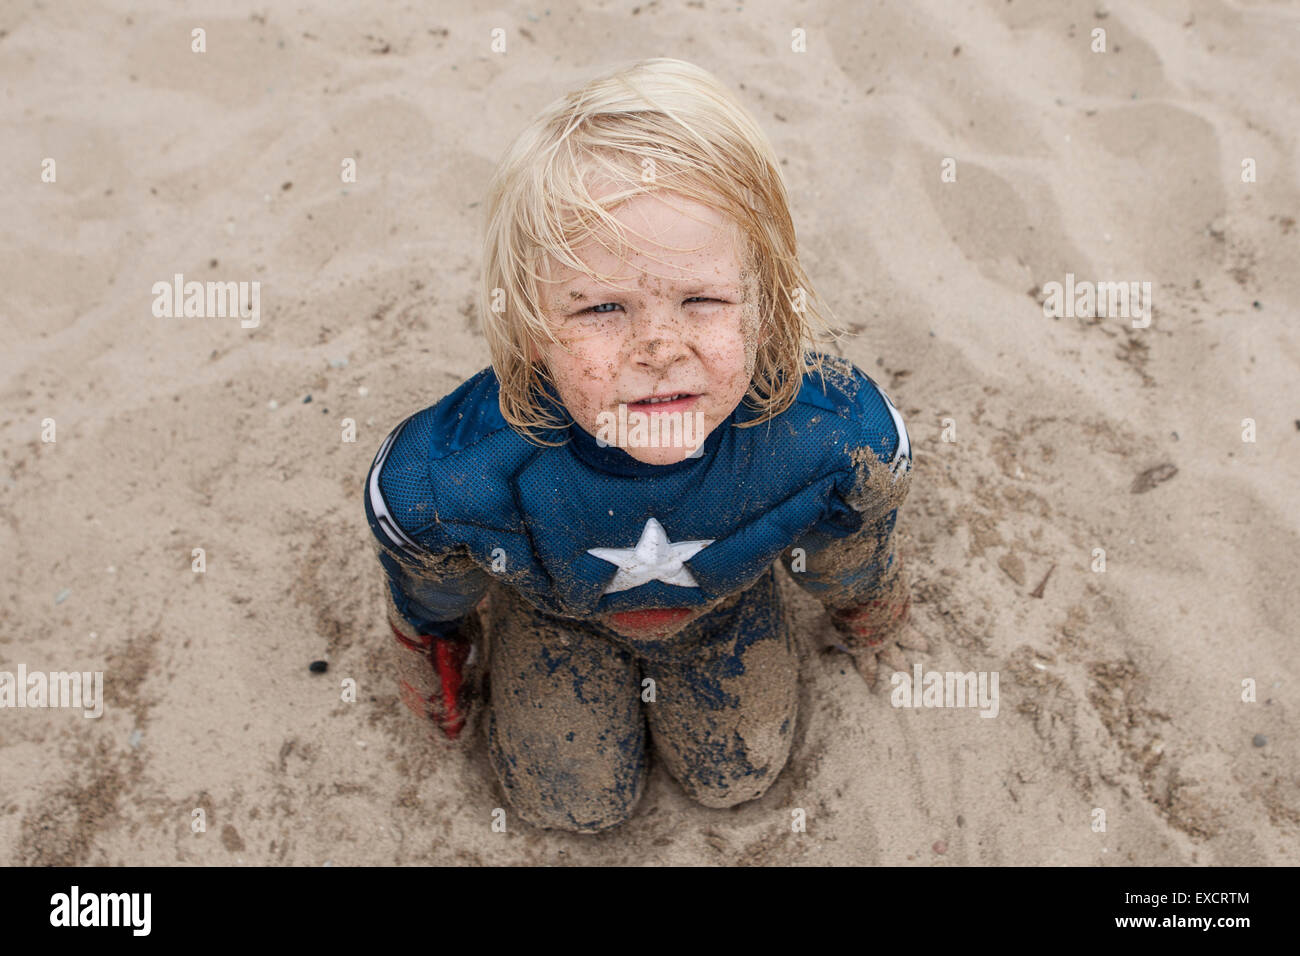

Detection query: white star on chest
xmin=586 ymin=517 xmax=715 ymax=595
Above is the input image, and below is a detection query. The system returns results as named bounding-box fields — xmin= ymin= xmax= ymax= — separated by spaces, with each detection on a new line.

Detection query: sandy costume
xmin=363 ymin=59 xmax=915 ymax=833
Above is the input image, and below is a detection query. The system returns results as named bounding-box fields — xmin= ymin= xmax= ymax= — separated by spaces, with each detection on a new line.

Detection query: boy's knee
xmin=649 ymin=660 xmax=798 ymax=811
xmin=507 ymin=786 xmax=640 ymax=833
xmin=488 ymin=709 xmax=645 ymax=834
xmin=679 ymin=757 xmax=785 ymax=809
xmin=497 ymin=763 xmax=644 ymax=833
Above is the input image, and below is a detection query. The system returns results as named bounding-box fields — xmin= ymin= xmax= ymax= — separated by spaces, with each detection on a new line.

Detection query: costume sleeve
xmin=779 ymin=370 xmax=913 ymax=648
xmin=364 ymin=416 xmax=493 ymax=643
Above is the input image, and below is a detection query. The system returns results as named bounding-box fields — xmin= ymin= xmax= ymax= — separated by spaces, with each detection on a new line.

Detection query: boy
xmin=364 ymin=58 xmax=922 ymax=833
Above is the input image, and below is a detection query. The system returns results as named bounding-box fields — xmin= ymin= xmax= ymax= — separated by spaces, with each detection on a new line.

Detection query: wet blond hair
xmin=478 ymin=57 xmax=844 ymax=446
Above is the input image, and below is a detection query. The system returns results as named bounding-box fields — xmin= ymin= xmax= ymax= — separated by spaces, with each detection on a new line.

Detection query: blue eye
xmin=581 ymin=297 xmax=720 ymax=316
xmin=577 ymin=297 xmax=722 ymax=319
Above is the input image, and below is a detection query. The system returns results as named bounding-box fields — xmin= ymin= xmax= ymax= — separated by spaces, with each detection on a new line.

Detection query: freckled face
xmin=536 ymin=191 xmax=761 ymax=466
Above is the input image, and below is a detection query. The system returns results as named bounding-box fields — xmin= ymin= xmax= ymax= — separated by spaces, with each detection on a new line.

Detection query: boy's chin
xmin=622 ymin=444 xmax=705 ymax=466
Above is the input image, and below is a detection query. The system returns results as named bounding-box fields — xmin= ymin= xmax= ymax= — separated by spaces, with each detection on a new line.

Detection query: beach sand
xmin=2 ymin=0 xmax=1297 ymax=865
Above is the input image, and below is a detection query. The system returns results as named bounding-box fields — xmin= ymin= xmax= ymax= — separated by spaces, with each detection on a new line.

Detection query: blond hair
xmin=478 ymin=57 xmax=845 ymax=446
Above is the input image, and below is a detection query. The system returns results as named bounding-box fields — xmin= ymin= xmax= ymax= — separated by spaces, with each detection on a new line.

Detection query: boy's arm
xmin=365 ymin=418 xmax=493 ymax=738
xmin=373 ymin=539 xmax=492 ymax=738
xmin=780 ymin=375 xmax=921 ymax=686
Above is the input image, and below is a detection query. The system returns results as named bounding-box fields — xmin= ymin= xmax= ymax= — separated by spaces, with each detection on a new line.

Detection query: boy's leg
xmin=640 ymin=566 xmax=799 ymax=809
xmin=486 ymin=590 xmax=646 ymax=833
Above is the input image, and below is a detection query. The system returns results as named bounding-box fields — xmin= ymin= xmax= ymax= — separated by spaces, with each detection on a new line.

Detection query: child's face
xmin=536 ymin=190 xmax=761 ymax=466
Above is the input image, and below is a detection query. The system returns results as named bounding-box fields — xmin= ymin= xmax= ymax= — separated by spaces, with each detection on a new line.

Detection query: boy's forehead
xmin=539 ymin=224 xmax=748 ymax=295
xmin=539 ymin=257 xmax=745 ymax=305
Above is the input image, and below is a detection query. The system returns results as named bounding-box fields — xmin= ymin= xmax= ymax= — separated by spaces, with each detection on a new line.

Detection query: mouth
xmin=626 ymin=392 xmax=700 ymax=412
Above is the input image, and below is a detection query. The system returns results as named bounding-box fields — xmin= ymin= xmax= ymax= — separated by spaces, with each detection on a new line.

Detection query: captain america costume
xmin=364 ymin=351 xmax=912 ymax=830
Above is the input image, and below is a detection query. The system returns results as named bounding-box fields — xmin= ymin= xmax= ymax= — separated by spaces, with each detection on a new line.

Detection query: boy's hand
xmin=828 ymin=590 xmax=928 ymax=690
xmin=391 ymin=602 xmax=486 ymax=740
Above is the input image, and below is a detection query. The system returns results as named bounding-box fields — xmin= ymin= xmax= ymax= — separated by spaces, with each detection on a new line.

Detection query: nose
xmin=630 ymin=301 xmax=690 ymax=369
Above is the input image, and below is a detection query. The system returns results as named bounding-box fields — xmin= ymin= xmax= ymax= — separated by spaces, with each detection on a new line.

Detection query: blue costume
xmin=364 ymin=352 xmax=912 ymax=831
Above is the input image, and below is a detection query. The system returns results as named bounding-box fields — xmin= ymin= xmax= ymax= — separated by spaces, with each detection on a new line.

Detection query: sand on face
xmin=1 ymin=1 xmax=1297 ymax=865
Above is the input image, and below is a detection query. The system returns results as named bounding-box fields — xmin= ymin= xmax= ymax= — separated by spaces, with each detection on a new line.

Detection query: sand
xmin=2 ymin=0 xmax=1298 ymax=865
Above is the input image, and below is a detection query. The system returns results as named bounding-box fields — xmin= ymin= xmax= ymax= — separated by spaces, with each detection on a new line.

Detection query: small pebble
xmin=956 ymin=815 xmax=965 ymax=827
xmin=128 ymin=729 xmax=143 ymax=749
xmin=1253 ymin=734 xmax=1267 ymax=747
xmin=933 ymin=840 xmax=948 ymax=855
xmin=329 ymin=358 xmax=349 ymax=369
xmin=54 ymin=588 xmax=71 ymax=604
xmin=303 ymin=394 xmax=312 ymax=404
xmin=1252 ymin=301 xmax=1262 ymax=310
xmin=309 ymin=660 xmax=328 ymax=674
xmin=358 ymin=386 xmax=369 ymax=397
xmin=268 ymin=399 xmax=279 ymax=410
